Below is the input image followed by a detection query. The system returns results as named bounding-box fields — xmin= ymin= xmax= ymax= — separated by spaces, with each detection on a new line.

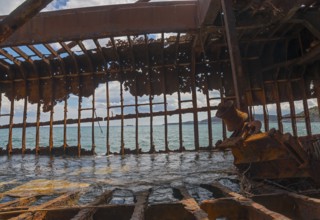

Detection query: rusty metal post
xmin=163 ymin=70 xmax=169 ymax=152
xmin=63 ymin=98 xmax=67 ymax=150
xmin=221 ymin=0 xmax=248 ymax=112
xmin=135 ymin=78 xmax=139 ymax=153
xmin=21 ymin=95 xmax=27 ymax=154
xmin=106 ymin=80 xmax=110 ymax=155
xmin=191 ymin=50 xmax=200 ymax=150
xmin=275 ymin=79 xmax=283 ymax=132
xmin=161 ymin=33 xmax=169 ymax=152
xmin=35 ymin=102 xmax=40 ymax=154
xmin=149 ymin=74 xmax=155 ymax=153
xmin=120 ymin=81 xmax=125 ymax=155
xmin=300 ymin=76 xmax=312 ymax=136
xmin=145 ymin=35 xmax=155 ymax=153
xmin=177 ymin=85 xmax=183 ymax=151
xmin=91 ymin=90 xmax=96 ymax=154
xmin=316 ymin=79 xmax=320 ymax=121
xmin=49 ymin=64 xmax=54 ymax=152
xmin=0 ymin=0 xmax=53 ymax=44
xmin=7 ymin=86 xmax=14 ymax=155
xmin=205 ymin=73 xmax=213 ymax=148
xmin=220 ymin=75 xmax=227 ymax=140
xmin=49 ymin=105 xmax=54 ymax=152
xmin=77 ymin=95 xmax=81 ymax=157
xmin=262 ymin=104 xmax=269 ymax=132
xmin=287 ymin=78 xmax=298 ymax=136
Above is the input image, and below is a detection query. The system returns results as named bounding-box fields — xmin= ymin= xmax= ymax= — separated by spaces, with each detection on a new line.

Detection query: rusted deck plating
xmin=0 ymin=0 xmax=319 ymax=156
xmin=0 ymin=182 xmax=320 ymax=219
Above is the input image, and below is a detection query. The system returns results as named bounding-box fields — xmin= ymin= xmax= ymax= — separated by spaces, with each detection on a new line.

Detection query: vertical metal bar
xmin=21 ymin=95 xmax=27 ymax=154
xmin=49 ymin=104 xmax=54 ymax=152
xmin=262 ymin=102 xmax=269 ymax=132
xmin=221 ymin=0 xmax=247 ymax=111
xmin=77 ymin=95 xmax=81 ymax=156
xmin=177 ymin=85 xmax=183 ymax=151
xmin=7 ymin=88 xmax=14 ymax=155
xmin=35 ymin=101 xmax=40 ymax=154
xmin=299 ymin=34 xmax=312 ymax=136
xmin=94 ymin=39 xmax=110 ymax=155
xmin=287 ymin=78 xmax=297 ymax=136
xmin=163 ymin=70 xmax=169 ymax=152
xmin=248 ymin=105 xmax=253 ymax=121
xmin=316 ymin=78 xmax=320 ymax=122
xmin=300 ymin=76 xmax=312 ymax=136
xmin=135 ymin=78 xmax=139 ymax=153
xmin=127 ymin=36 xmax=139 ymax=154
xmin=91 ymin=90 xmax=96 ymax=154
xmin=261 ymin=73 xmax=269 ymax=131
xmin=275 ymin=83 xmax=283 ymax=133
xmin=78 ymin=40 xmax=96 ymax=154
xmin=220 ymin=72 xmax=227 ymax=140
xmin=63 ymin=97 xmax=67 ymax=150
xmin=120 ymin=81 xmax=125 ymax=155
xmin=191 ymin=50 xmax=199 ymax=150
xmin=274 ymin=68 xmax=283 ymax=133
xmin=144 ymin=35 xmax=155 ymax=153
xmin=149 ymin=72 xmax=154 ymax=153
xmin=205 ymin=73 xmax=212 ymax=148
xmin=161 ymin=32 xmax=169 ymax=152
xmin=106 ymin=80 xmax=110 ymax=155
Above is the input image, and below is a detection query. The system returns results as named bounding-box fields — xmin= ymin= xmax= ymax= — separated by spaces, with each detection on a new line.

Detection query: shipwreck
xmin=0 ymin=0 xmax=320 ymax=219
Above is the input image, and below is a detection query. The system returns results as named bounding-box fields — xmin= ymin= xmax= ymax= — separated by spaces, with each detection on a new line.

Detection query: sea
xmin=0 ymin=122 xmax=318 ymax=205
xmin=0 ymin=122 xmax=319 ymax=154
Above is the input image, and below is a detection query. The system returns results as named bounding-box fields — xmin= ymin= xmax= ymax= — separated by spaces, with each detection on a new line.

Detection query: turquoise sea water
xmin=0 ymin=122 xmax=318 ymax=204
xmin=0 ymin=122 xmax=319 ymax=155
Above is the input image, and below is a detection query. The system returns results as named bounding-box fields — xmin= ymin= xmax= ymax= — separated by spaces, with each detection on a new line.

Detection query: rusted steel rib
xmin=0 ymin=106 xmax=219 ymax=129
xmin=71 ymin=190 xmax=113 ymax=220
xmin=7 ymin=84 xmax=14 ymax=155
xmin=130 ymin=191 xmax=150 ymax=220
xmin=201 ymin=182 xmax=290 ymax=220
xmin=7 ymin=191 xmax=79 ymax=220
xmin=0 ymin=0 xmax=53 ymax=44
xmin=0 ymin=2 xmax=200 ymax=47
xmin=0 ymin=196 xmax=36 ymax=210
xmin=177 ymin=187 xmax=209 ymax=220
xmin=221 ymin=0 xmax=248 ymax=111
xmin=251 ymin=191 xmax=320 ymax=219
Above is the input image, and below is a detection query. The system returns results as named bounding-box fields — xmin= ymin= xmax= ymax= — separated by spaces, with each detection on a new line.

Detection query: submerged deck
xmin=0 ymin=180 xmax=320 ymax=220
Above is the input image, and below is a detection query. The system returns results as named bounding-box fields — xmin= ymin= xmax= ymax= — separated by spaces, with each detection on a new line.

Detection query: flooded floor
xmin=0 ymin=151 xmax=237 ymax=204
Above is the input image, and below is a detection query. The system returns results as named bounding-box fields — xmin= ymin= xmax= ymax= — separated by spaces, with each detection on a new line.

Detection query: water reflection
xmin=0 ymin=151 xmax=236 ymax=203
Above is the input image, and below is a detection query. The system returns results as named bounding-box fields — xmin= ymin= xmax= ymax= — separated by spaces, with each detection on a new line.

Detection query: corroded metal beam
xmin=71 ymin=190 xmax=113 ymax=220
xmin=221 ymin=0 xmax=248 ymax=112
xmin=0 ymin=1 xmax=201 ymax=47
xmin=0 ymin=0 xmax=53 ymax=44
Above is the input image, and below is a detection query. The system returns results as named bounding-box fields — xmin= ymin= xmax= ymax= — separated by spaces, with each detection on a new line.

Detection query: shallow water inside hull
xmin=0 ymin=151 xmax=237 ymax=204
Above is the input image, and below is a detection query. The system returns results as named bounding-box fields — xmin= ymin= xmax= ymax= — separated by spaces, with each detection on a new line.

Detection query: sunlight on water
xmin=0 ymin=152 xmax=236 ymax=202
